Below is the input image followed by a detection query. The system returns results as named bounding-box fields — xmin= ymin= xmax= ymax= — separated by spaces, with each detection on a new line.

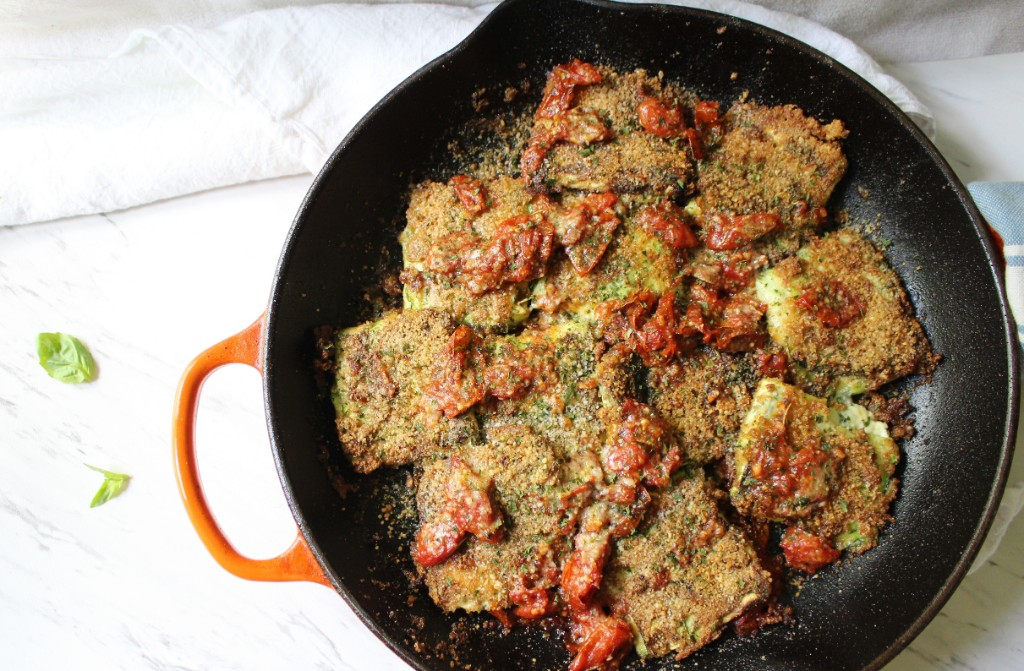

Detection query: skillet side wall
xmin=263 ymin=1 xmax=1016 ymax=669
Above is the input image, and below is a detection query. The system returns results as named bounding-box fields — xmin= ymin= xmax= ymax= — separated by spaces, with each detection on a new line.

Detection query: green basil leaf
xmin=85 ymin=464 xmax=130 ymax=508
xmin=36 ymin=332 xmax=97 ymax=383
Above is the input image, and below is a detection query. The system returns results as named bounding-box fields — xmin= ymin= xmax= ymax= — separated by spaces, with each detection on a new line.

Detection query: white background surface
xmin=2 ymin=51 xmax=1023 ymax=670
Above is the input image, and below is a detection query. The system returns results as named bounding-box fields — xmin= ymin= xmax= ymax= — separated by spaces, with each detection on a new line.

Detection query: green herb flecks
xmin=835 ymin=522 xmax=871 ymax=552
xmin=85 ymin=464 xmax=130 ymax=508
xmin=36 ymin=332 xmax=97 ymax=383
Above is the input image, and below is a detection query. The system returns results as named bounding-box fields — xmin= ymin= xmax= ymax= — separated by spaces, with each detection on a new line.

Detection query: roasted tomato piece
xmin=746 ymin=412 xmax=841 ymax=519
xmin=597 ymin=291 xmax=684 ymax=365
xmin=510 ymin=576 xmax=556 ymax=619
xmin=603 ymin=399 xmax=677 ymax=488
xmin=705 ymin=212 xmax=782 ymax=250
xmin=642 ymin=444 xmax=682 ymax=489
xmin=694 ymin=100 xmax=721 ymax=126
xmin=755 ymin=351 xmax=789 ymax=379
xmin=692 ymin=99 xmax=725 ymax=149
xmin=795 ymin=280 xmax=864 ymax=328
xmin=446 ymin=456 xmax=504 ymax=542
xmin=633 ymin=292 xmax=684 ymax=362
xmin=637 ymin=96 xmax=686 ymax=138
xmin=559 ymin=192 xmax=621 ymax=275
xmin=606 ymin=485 xmax=653 ymax=540
xmin=713 ymin=294 xmax=767 ymax=352
xmin=780 ymin=526 xmax=841 ymax=573
xmin=635 ymin=202 xmax=698 ymax=251
xmin=568 ymin=612 xmax=633 ymax=671
xmin=482 ymin=361 xmax=536 ymax=400
xmin=424 ymin=325 xmax=485 ymax=418
xmin=450 ymin=175 xmax=487 ymax=216
xmin=413 ymin=516 xmax=466 ymax=567
xmin=522 ymin=112 xmax=612 ymax=181
xmin=719 ymin=251 xmax=769 ymax=294
xmin=561 ymin=532 xmax=612 ymax=613
xmin=616 ymin=400 xmax=674 ymax=464
xmin=537 ymin=59 xmax=603 ymax=119
xmin=524 ymin=62 xmax=609 ymax=181
xmin=464 ymin=214 xmax=556 ymax=293
xmin=521 ymin=134 xmax=554 ymax=178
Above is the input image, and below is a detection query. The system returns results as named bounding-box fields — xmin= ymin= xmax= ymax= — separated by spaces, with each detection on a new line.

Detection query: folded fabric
xmin=966 ymin=181 xmax=1024 ymax=574
xmin=0 ymin=0 xmax=933 ymax=227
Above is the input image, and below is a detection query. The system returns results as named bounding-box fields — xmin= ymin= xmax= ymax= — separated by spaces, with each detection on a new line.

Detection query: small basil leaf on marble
xmin=85 ymin=464 xmax=130 ymax=508
xmin=36 ymin=332 xmax=97 ymax=383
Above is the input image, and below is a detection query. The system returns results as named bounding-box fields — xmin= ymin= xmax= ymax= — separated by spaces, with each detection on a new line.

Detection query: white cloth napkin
xmin=0 ymin=0 xmax=934 ymax=228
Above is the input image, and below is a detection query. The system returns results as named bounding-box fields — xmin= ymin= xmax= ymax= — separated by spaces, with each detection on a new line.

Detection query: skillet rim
xmin=263 ymin=0 xmax=1021 ymax=669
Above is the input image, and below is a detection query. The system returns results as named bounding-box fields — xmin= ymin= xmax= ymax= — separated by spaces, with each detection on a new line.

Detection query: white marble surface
xmin=2 ymin=52 xmax=1023 ymax=671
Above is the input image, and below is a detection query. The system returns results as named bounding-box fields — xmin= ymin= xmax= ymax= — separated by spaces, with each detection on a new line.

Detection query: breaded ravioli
xmin=647 ymin=348 xmax=756 ymax=465
xmin=695 ymin=102 xmax=848 ymax=255
xmin=730 ymin=378 xmax=846 ymax=521
xmin=601 ymin=472 xmax=771 ymax=660
xmin=399 ymin=175 xmax=542 ymax=331
xmin=418 ymin=425 xmax=589 ymax=612
xmin=478 ymin=321 xmax=628 ymax=456
xmin=330 ymin=309 xmax=479 ymax=473
xmin=755 ymin=230 xmax=937 ymax=395
xmin=731 ymin=379 xmax=900 ymax=569
xmin=325 ymin=59 xmax=938 ymax=671
xmin=525 ymin=68 xmax=696 ymax=197
xmin=531 ymin=197 xmax=685 ymax=321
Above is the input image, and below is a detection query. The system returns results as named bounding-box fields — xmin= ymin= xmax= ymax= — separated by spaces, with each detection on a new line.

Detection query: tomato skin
xmin=705 ymin=212 xmax=782 ymax=251
xmin=685 ymin=127 xmax=705 ymax=160
xmin=537 ymin=59 xmax=603 ymax=119
xmin=637 ymin=96 xmax=686 ymax=138
xmin=780 ymin=526 xmax=841 ymax=573
xmin=636 ymin=202 xmax=698 ymax=251
xmin=560 ymin=533 xmax=612 ymax=613
xmin=413 ymin=517 xmax=466 ymax=567
xmin=568 ymin=612 xmax=633 ymax=671
xmin=450 ymin=175 xmax=487 ymax=215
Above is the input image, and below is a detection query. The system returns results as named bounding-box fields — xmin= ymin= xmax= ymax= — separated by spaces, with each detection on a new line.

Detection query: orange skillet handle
xmin=172 ymin=314 xmax=331 ymax=587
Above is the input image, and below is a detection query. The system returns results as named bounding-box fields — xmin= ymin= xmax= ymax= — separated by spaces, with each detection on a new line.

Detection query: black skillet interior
xmin=262 ymin=0 xmax=1019 ymax=669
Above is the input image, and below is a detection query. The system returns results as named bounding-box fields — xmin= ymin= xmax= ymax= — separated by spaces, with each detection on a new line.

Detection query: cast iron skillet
xmin=173 ymin=0 xmax=1020 ymax=669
